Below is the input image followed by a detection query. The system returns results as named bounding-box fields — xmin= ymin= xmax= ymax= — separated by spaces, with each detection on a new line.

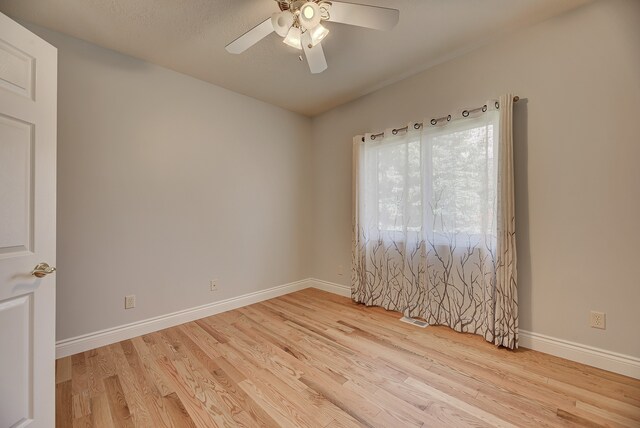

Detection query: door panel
xmin=0 ymin=12 xmax=57 ymax=428
xmin=0 ymin=39 xmax=34 ymax=99
xmin=0 ymin=295 xmax=32 ymax=428
xmin=0 ymin=113 xmax=34 ymax=256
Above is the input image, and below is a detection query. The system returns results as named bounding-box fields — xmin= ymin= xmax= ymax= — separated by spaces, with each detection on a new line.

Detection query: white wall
xmin=310 ymin=0 xmax=640 ymax=358
xmin=27 ymin=26 xmax=312 ymax=342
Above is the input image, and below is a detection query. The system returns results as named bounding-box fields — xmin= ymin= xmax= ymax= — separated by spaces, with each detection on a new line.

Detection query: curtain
xmin=352 ymin=94 xmax=518 ymax=348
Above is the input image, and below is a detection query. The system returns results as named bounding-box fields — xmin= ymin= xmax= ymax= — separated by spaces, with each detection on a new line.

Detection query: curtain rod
xmin=362 ymin=96 xmax=520 ymax=142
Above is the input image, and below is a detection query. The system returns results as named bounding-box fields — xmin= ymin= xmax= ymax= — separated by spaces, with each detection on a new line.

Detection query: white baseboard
xmin=56 ymin=277 xmax=640 ymax=380
xmin=55 ymin=279 xmax=311 ymax=358
xmin=519 ymin=330 xmax=640 ymax=379
xmin=307 ymin=278 xmax=351 ymax=297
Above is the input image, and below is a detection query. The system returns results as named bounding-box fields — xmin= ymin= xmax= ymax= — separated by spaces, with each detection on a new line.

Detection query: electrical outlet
xmin=337 ymin=265 xmax=344 ymax=276
xmin=210 ymin=279 xmax=218 ymax=291
xmin=590 ymin=311 xmax=606 ymax=329
xmin=125 ymin=295 xmax=136 ymax=309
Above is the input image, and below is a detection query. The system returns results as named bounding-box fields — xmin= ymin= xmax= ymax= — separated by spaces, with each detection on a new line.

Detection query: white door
xmin=0 ymin=12 xmax=57 ymax=428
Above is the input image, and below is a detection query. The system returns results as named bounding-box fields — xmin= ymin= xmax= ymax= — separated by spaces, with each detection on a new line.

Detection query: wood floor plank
xmin=120 ymin=339 xmax=180 ymax=428
xmin=213 ymin=338 xmax=330 ymax=427
xmin=72 ymin=390 xmax=91 ymax=419
xmin=556 ymin=406 xmax=626 ymax=428
xmin=73 ymin=414 xmax=94 ymax=428
xmin=107 ymin=343 xmax=157 ymax=427
xmin=56 ymin=379 xmax=73 ymax=427
xmin=404 ymin=376 xmax=517 ymax=427
xmin=55 ymin=289 xmax=640 ymax=427
xmin=130 ymin=336 xmax=174 ymax=398
xmin=159 ymin=328 xmax=256 ymax=427
xmin=576 ymin=401 xmax=640 ymax=427
xmin=236 ymin=378 xmax=301 ymax=428
xmin=90 ymin=393 xmax=115 ymax=428
xmin=152 ymin=352 xmax=220 ymax=427
xmin=547 ymin=377 xmax=640 ymax=422
xmin=57 ymin=356 xmax=72 ymax=384
xmin=85 ymin=351 xmax=106 ymax=398
xmin=103 ymin=375 xmax=134 ymax=428
xmin=71 ymin=353 xmax=88 ymax=395
xmin=174 ymin=325 xmax=282 ymax=427
xmin=162 ymin=392 xmax=197 ymax=428
xmin=299 ymin=370 xmax=384 ymax=427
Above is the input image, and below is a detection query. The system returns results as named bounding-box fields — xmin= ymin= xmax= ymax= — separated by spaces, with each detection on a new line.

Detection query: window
xmin=373 ymin=135 xmax=422 ymax=232
xmin=362 ymin=111 xmax=499 ymax=241
xmin=427 ymin=116 xmax=498 ymax=237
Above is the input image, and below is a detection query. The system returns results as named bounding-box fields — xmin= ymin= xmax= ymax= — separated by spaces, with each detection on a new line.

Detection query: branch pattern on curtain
xmin=352 ymin=94 xmax=518 ymax=348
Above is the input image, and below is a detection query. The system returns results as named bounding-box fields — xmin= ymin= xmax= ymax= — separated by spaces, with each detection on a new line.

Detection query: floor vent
xmin=399 ymin=316 xmax=429 ymax=328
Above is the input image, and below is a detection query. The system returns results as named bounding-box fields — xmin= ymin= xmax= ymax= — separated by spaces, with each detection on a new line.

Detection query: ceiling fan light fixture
xmin=271 ymin=11 xmax=295 ymax=37
xmin=298 ymin=2 xmax=322 ymax=30
xmin=225 ymin=1 xmax=400 ymax=75
xmin=283 ymin=26 xmax=302 ymax=49
xmin=308 ymin=23 xmax=329 ymax=46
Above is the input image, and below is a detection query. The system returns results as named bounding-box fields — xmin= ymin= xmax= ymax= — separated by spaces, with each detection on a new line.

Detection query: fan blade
xmin=303 ymin=40 xmax=328 ymax=74
xmin=327 ymin=2 xmax=399 ymax=31
xmin=225 ymin=18 xmax=274 ymax=54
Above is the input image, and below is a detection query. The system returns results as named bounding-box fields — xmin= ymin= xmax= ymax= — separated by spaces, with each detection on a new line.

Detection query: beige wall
xmin=27 ymin=26 xmax=312 ymax=342
xmin=310 ymin=0 xmax=640 ymax=357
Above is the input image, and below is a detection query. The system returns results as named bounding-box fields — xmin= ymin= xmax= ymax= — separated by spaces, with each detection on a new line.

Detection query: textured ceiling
xmin=0 ymin=0 xmax=590 ymax=116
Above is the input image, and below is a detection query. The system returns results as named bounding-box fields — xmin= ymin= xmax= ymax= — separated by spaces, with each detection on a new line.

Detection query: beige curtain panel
xmin=352 ymin=94 xmax=518 ymax=348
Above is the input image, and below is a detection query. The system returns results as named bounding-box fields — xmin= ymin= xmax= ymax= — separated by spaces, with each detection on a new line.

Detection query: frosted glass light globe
xmin=271 ymin=11 xmax=295 ymax=37
xmin=309 ymin=23 xmax=329 ymax=46
xmin=298 ymin=2 xmax=321 ymax=30
xmin=303 ymin=5 xmax=315 ymax=19
xmin=283 ymin=26 xmax=302 ymax=50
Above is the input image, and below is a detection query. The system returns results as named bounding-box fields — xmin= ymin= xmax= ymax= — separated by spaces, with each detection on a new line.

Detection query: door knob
xmin=32 ymin=262 xmax=56 ymax=278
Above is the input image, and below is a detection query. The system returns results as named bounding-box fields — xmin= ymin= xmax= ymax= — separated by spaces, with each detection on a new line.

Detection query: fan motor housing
xmin=278 ymin=0 xmax=324 ymax=12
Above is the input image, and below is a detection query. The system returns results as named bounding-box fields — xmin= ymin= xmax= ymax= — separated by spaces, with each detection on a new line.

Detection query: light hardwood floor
xmin=56 ymin=288 xmax=640 ymax=427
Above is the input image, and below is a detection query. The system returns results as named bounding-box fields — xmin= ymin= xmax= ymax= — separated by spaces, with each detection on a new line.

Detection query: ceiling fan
xmin=225 ymin=0 xmax=400 ymax=74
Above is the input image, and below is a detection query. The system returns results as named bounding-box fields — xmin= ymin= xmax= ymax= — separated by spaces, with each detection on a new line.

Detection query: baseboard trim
xmin=55 ymin=279 xmax=311 ymax=358
xmin=56 ymin=278 xmax=640 ymax=380
xmin=519 ymin=330 xmax=640 ymax=379
xmin=307 ymin=278 xmax=351 ymax=297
